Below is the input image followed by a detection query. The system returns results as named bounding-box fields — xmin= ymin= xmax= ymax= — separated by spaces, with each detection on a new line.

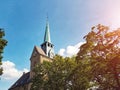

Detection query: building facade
xmin=9 ymin=19 xmax=54 ymax=90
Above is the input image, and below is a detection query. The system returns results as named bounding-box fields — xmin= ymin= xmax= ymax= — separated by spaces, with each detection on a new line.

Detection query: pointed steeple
xmin=44 ymin=17 xmax=51 ymax=43
xmin=41 ymin=17 xmax=54 ymax=58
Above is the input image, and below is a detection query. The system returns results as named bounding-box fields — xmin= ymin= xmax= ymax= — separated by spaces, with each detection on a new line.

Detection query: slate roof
xmin=8 ymin=72 xmax=30 ymax=90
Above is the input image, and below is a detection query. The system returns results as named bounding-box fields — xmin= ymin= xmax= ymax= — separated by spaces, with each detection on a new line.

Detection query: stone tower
xmin=9 ymin=18 xmax=55 ymax=90
xmin=30 ymin=18 xmax=54 ymax=79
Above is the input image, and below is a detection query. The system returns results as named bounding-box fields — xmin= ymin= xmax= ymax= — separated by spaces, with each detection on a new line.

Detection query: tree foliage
xmin=67 ymin=60 xmax=93 ymax=90
xmin=77 ymin=24 xmax=120 ymax=89
xmin=31 ymin=55 xmax=92 ymax=90
xmin=31 ymin=55 xmax=77 ymax=90
xmin=0 ymin=28 xmax=7 ymax=75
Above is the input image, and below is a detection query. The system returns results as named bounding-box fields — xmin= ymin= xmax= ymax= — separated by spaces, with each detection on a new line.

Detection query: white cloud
xmin=58 ymin=42 xmax=84 ymax=57
xmin=1 ymin=61 xmax=29 ymax=80
xmin=58 ymin=49 xmax=65 ymax=56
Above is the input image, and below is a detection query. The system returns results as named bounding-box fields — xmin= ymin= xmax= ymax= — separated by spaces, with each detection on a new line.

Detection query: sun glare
xmin=106 ymin=3 xmax=120 ymax=29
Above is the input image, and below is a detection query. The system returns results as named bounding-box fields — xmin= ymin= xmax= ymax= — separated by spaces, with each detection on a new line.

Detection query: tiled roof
xmin=35 ymin=46 xmax=46 ymax=56
xmin=9 ymin=72 xmax=30 ymax=90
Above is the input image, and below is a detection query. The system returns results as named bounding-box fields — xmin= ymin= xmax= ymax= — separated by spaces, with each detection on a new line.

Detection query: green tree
xmin=76 ymin=24 xmax=120 ymax=89
xmin=30 ymin=55 xmax=77 ymax=90
xmin=30 ymin=61 xmax=51 ymax=90
xmin=0 ymin=28 xmax=7 ymax=75
xmin=31 ymin=54 xmax=92 ymax=90
xmin=67 ymin=60 xmax=93 ymax=90
xmin=46 ymin=55 xmax=77 ymax=90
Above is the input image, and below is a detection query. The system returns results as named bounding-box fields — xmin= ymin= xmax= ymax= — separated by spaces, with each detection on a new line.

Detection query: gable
xmin=30 ymin=46 xmax=46 ymax=60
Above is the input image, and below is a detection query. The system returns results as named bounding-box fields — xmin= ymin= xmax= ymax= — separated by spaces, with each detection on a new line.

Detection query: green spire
xmin=44 ymin=18 xmax=51 ymax=43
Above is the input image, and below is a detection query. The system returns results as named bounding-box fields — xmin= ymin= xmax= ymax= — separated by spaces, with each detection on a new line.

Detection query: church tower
xmin=9 ymin=18 xmax=55 ymax=90
xmin=41 ymin=18 xmax=54 ymax=58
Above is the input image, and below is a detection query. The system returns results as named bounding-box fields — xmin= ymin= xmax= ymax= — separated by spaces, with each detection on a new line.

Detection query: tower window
xmin=48 ymin=43 xmax=50 ymax=46
xmin=51 ymin=45 xmax=53 ymax=48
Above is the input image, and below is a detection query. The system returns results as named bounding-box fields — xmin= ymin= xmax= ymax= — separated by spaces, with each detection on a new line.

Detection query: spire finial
xmin=46 ymin=13 xmax=48 ymax=21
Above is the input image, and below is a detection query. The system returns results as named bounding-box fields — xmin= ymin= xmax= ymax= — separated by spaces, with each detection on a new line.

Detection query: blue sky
xmin=1 ymin=0 xmax=120 ymax=90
